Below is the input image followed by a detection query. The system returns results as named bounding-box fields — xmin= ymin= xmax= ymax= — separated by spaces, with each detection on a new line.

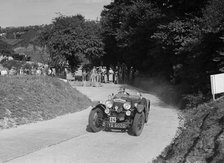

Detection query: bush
xmin=181 ymin=92 xmax=207 ymax=109
xmin=2 ymin=60 xmax=24 ymax=71
xmin=0 ymin=58 xmax=7 ymax=64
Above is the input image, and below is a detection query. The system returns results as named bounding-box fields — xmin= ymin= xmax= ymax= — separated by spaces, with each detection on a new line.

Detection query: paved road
xmin=0 ymin=83 xmax=179 ymax=163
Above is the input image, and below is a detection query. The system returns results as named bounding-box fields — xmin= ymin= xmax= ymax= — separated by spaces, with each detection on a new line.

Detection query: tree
xmin=39 ymin=14 xmax=104 ymax=72
xmin=101 ymin=0 xmax=163 ymax=76
xmin=100 ymin=0 xmax=224 ymax=94
xmin=0 ymin=40 xmax=13 ymax=56
xmin=151 ymin=0 xmax=208 ymax=17
xmin=202 ymin=0 xmax=224 ymax=72
xmin=151 ymin=0 xmax=224 ymax=93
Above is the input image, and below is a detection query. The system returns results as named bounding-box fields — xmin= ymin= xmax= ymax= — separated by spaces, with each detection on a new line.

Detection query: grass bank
xmin=0 ymin=75 xmax=92 ymax=129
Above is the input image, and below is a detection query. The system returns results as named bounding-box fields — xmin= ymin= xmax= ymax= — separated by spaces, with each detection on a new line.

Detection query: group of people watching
xmin=0 ymin=54 xmax=58 ymax=77
xmin=0 ymin=64 xmax=56 ymax=76
xmin=82 ymin=66 xmax=118 ymax=84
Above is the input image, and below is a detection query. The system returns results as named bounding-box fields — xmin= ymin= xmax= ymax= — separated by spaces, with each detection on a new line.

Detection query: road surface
xmin=0 ymin=83 xmax=179 ymax=163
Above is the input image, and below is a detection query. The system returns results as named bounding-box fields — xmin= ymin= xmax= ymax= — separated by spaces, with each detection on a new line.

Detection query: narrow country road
xmin=0 ymin=83 xmax=179 ymax=163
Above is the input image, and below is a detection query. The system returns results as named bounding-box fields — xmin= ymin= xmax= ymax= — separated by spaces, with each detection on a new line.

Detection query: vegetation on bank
xmin=0 ymin=76 xmax=92 ymax=129
xmin=153 ymin=97 xmax=224 ymax=163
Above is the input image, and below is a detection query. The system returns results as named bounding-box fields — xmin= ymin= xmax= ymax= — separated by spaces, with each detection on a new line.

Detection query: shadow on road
xmin=86 ymin=124 xmax=133 ymax=136
xmin=86 ymin=125 xmax=92 ymax=132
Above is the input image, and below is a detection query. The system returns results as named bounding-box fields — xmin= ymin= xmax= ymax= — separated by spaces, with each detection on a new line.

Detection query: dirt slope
xmin=153 ymin=97 xmax=224 ymax=163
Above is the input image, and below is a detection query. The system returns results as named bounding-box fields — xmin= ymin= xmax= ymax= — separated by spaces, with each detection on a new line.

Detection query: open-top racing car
xmin=88 ymin=88 xmax=150 ymax=136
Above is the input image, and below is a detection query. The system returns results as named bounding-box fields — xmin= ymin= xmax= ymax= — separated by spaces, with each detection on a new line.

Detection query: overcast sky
xmin=0 ymin=0 xmax=111 ymax=27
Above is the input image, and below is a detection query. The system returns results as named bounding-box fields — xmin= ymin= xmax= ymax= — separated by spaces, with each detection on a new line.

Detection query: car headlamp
xmin=105 ymin=108 xmax=110 ymax=114
xmin=105 ymin=100 xmax=113 ymax=108
xmin=126 ymin=110 xmax=131 ymax=116
xmin=123 ymin=102 xmax=131 ymax=110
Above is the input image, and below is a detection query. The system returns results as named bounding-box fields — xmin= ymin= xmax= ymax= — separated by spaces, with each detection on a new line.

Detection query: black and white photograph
xmin=0 ymin=0 xmax=224 ymax=162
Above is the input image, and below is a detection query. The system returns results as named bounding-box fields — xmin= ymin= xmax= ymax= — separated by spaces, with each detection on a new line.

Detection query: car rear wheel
xmin=88 ymin=107 xmax=104 ymax=132
xmin=131 ymin=112 xmax=145 ymax=136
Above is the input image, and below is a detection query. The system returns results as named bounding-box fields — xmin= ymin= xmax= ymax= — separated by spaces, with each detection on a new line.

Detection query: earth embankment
xmin=153 ymin=97 xmax=224 ymax=163
xmin=0 ymin=76 xmax=92 ymax=129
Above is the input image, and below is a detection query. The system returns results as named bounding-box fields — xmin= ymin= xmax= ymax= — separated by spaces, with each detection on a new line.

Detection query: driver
xmin=118 ymin=87 xmax=129 ymax=95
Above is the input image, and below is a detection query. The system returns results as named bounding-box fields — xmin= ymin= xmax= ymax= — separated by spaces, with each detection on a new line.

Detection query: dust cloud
xmin=132 ymin=76 xmax=181 ymax=107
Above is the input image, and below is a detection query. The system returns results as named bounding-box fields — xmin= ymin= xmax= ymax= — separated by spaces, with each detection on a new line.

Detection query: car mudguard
xmin=145 ymin=99 xmax=150 ymax=122
xmin=91 ymin=103 xmax=106 ymax=112
xmin=136 ymin=98 xmax=150 ymax=122
xmin=136 ymin=104 xmax=145 ymax=112
xmin=147 ymin=100 xmax=150 ymax=111
xmin=136 ymin=98 xmax=147 ymax=112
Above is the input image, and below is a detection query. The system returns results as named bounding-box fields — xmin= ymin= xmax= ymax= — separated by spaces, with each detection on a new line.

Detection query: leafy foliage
xmin=101 ymin=0 xmax=163 ymax=72
xmin=39 ymin=14 xmax=104 ymax=72
xmin=0 ymin=40 xmax=13 ymax=55
xmin=202 ymin=0 xmax=224 ymax=72
xmin=100 ymin=0 xmax=224 ymax=95
xmin=2 ymin=60 xmax=24 ymax=70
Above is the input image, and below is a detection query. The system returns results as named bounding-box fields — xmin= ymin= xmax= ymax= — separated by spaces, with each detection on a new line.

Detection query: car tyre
xmin=88 ymin=107 xmax=104 ymax=132
xmin=131 ymin=112 xmax=145 ymax=136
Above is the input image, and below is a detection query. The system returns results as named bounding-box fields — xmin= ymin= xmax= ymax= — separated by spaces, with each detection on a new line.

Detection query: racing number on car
xmin=110 ymin=117 xmax=116 ymax=123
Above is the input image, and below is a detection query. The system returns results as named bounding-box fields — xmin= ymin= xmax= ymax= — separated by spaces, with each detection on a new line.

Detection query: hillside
xmin=153 ymin=97 xmax=224 ymax=163
xmin=0 ymin=76 xmax=92 ymax=129
xmin=1 ymin=28 xmax=40 ymax=47
xmin=0 ymin=26 xmax=48 ymax=63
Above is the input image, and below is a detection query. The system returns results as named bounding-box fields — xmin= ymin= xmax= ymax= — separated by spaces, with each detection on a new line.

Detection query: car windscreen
xmin=114 ymin=94 xmax=140 ymax=100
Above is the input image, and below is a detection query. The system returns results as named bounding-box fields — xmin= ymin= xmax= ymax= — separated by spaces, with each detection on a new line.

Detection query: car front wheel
xmin=88 ymin=107 xmax=104 ymax=132
xmin=131 ymin=112 xmax=145 ymax=136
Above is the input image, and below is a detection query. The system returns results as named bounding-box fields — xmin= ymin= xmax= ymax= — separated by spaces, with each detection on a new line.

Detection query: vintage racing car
xmin=88 ymin=88 xmax=150 ymax=136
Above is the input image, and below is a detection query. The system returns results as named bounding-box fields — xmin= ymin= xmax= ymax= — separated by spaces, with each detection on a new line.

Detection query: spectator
xmin=48 ymin=68 xmax=52 ymax=76
xmin=114 ymin=71 xmax=118 ymax=84
xmin=19 ymin=67 xmax=24 ymax=75
xmin=82 ymin=69 xmax=87 ymax=81
xmin=8 ymin=56 xmax=13 ymax=60
xmin=9 ymin=67 xmax=17 ymax=75
xmin=96 ymin=68 xmax=100 ymax=83
xmin=52 ymin=68 xmax=56 ymax=77
xmin=109 ymin=68 xmax=114 ymax=82
xmin=90 ymin=67 xmax=97 ymax=83
xmin=104 ymin=71 xmax=108 ymax=83
xmin=36 ymin=68 xmax=41 ymax=75
xmin=31 ymin=67 xmax=36 ymax=75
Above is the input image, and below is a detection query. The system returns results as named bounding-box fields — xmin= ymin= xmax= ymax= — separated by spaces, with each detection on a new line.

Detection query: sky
xmin=0 ymin=0 xmax=111 ymax=27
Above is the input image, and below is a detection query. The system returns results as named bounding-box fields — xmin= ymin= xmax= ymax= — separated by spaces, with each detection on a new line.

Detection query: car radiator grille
xmin=112 ymin=102 xmax=124 ymax=113
xmin=110 ymin=112 xmax=126 ymax=121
